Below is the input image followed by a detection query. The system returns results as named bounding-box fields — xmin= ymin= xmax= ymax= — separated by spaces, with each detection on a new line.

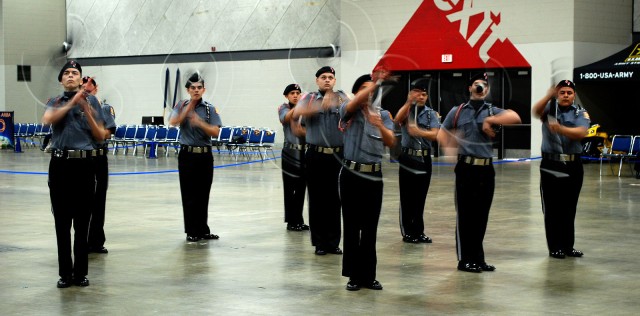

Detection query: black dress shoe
xmin=299 ymin=224 xmax=310 ymax=230
xmin=417 ymin=234 xmax=433 ymax=243
xmin=57 ymin=277 xmax=72 ymax=288
xmin=402 ymin=235 xmax=419 ymax=243
xmin=565 ymin=249 xmax=584 ymax=257
xmin=186 ymin=235 xmax=201 ymax=242
xmin=89 ymin=246 xmax=108 ymax=254
xmin=549 ymin=250 xmax=566 ymax=259
xmin=74 ymin=277 xmax=90 ymax=287
xmin=201 ymin=233 xmax=219 ymax=240
xmin=457 ymin=262 xmax=482 ymax=273
xmin=363 ymin=280 xmax=383 ymax=290
xmin=328 ymin=247 xmax=343 ymax=255
xmin=346 ymin=279 xmax=361 ymax=291
xmin=286 ymin=223 xmax=303 ymax=231
xmin=315 ymin=248 xmax=327 ymax=255
xmin=480 ymin=263 xmax=496 ymax=271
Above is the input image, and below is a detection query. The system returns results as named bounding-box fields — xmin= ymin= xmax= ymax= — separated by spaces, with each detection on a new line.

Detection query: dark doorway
xmin=382 ymin=68 xmax=531 ymax=158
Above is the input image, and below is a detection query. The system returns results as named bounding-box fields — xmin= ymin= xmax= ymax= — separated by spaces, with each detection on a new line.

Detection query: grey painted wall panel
xmin=68 ymin=0 xmax=340 ymax=58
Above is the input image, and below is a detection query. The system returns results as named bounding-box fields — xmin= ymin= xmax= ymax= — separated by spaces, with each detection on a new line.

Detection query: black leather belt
xmin=458 ymin=155 xmax=492 ymax=166
xmin=542 ymin=153 xmax=579 ymax=162
xmin=181 ymin=145 xmax=211 ymax=153
xmin=307 ymin=144 xmax=342 ymax=154
xmin=52 ymin=149 xmax=103 ymax=159
xmin=284 ymin=143 xmax=305 ymax=150
xmin=343 ymin=159 xmax=381 ymax=173
xmin=402 ymin=147 xmax=430 ymax=157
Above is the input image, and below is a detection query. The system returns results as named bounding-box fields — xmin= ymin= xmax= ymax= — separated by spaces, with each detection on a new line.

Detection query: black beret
xmin=283 ymin=83 xmax=301 ymax=95
xmin=468 ymin=72 xmax=489 ymax=86
xmin=351 ymin=74 xmax=372 ymax=94
xmin=556 ymin=79 xmax=576 ymax=90
xmin=58 ymin=60 xmax=82 ymax=82
xmin=185 ymin=73 xmax=204 ymax=88
xmin=315 ymin=66 xmax=335 ymax=78
xmin=410 ymin=78 xmax=429 ymax=92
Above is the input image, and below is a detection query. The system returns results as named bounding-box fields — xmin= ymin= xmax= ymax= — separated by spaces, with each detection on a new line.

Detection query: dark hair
xmin=82 ymin=76 xmax=96 ymax=86
xmin=185 ymin=73 xmax=205 ymax=88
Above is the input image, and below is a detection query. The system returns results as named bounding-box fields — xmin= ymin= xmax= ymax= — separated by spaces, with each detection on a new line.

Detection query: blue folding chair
xmin=600 ymin=135 xmax=633 ymax=176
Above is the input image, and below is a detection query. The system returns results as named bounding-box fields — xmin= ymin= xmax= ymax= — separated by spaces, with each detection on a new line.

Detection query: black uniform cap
xmin=410 ymin=78 xmax=429 ymax=92
xmin=283 ymin=84 xmax=301 ymax=95
xmin=185 ymin=73 xmax=204 ymax=88
xmin=351 ymin=74 xmax=372 ymax=94
xmin=556 ymin=79 xmax=576 ymax=91
xmin=58 ymin=60 xmax=82 ymax=82
xmin=468 ymin=72 xmax=489 ymax=86
xmin=315 ymin=66 xmax=336 ymax=78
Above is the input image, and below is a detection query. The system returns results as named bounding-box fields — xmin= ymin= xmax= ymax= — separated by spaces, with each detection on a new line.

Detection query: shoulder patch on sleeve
xmin=583 ymin=111 xmax=590 ymax=120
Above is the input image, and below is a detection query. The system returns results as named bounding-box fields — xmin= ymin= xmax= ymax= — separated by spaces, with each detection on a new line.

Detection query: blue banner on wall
xmin=0 ymin=111 xmax=15 ymax=149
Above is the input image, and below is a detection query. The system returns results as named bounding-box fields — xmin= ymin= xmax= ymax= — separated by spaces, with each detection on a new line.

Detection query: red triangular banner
xmin=375 ymin=1 xmax=530 ymax=71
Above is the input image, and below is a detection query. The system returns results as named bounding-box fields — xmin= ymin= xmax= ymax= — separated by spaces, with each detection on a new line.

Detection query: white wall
xmin=1 ymin=0 xmax=66 ymax=122
xmin=83 ymin=57 xmax=343 ymax=143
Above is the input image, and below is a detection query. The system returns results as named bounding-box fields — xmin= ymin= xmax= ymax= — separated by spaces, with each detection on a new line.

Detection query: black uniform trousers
xmin=88 ymin=154 xmax=108 ymax=249
xmin=48 ymin=156 xmax=95 ymax=278
xmin=454 ymin=162 xmax=495 ymax=265
xmin=305 ymin=149 xmax=342 ymax=250
xmin=178 ymin=150 xmax=214 ymax=236
xmin=540 ymin=158 xmax=583 ymax=252
xmin=398 ymin=154 xmax=432 ymax=237
xmin=282 ymin=147 xmax=306 ymax=224
xmin=339 ymin=167 xmax=382 ymax=283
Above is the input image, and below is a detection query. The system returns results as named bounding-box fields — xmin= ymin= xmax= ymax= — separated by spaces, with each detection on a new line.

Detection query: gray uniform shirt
xmin=170 ymin=99 xmax=222 ymax=146
xmin=540 ymin=102 xmax=590 ymax=154
xmin=441 ymin=101 xmax=505 ymax=158
xmin=46 ymin=92 xmax=107 ymax=151
xmin=94 ymin=102 xmax=116 ymax=148
xmin=278 ymin=102 xmax=304 ymax=145
xmin=298 ymin=91 xmax=349 ymax=147
xmin=400 ymin=105 xmax=441 ymax=151
xmin=340 ymin=104 xmax=394 ymax=164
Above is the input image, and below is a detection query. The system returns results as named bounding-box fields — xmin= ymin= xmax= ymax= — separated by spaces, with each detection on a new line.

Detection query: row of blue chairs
xmin=13 ymin=123 xmax=52 ymax=148
xmin=12 ymin=122 xmax=277 ymax=161
xmin=108 ymin=124 xmax=276 ymax=161
xmin=600 ymin=135 xmax=640 ymax=176
xmin=213 ymin=126 xmax=276 ymax=162
xmin=109 ymin=125 xmax=180 ymax=156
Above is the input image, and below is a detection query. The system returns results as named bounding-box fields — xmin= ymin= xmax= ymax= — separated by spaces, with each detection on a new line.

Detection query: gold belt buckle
xmin=558 ymin=154 xmax=574 ymax=162
xmin=322 ymin=147 xmax=333 ymax=154
xmin=192 ymin=147 xmax=203 ymax=153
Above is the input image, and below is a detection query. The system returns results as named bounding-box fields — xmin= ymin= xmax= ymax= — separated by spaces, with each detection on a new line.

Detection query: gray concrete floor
xmin=1 ymin=148 xmax=639 ymax=315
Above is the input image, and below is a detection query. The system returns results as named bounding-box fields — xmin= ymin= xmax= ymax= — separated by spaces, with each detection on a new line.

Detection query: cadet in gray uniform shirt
xmin=533 ymin=79 xmax=589 ymax=259
xmin=437 ymin=72 xmax=521 ymax=273
xmin=278 ymin=83 xmax=309 ymax=231
xmin=339 ymin=73 xmax=395 ymax=291
xmin=82 ymin=76 xmax=116 ymax=254
xmin=169 ymin=73 xmax=222 ymax=242
xmin=43 ymin=60 xmax=109 ymax=288
xmin=394 ymin=80 xmax=440 ymax=244
xmin=293 ymin=66 xmax=350 ymax=256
